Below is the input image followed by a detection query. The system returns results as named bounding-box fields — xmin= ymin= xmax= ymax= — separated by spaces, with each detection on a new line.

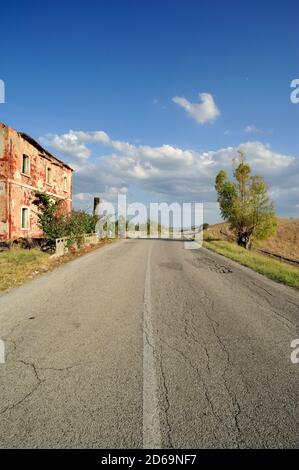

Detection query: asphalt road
xmin=0 ymin=239 xmax=298 ymax=449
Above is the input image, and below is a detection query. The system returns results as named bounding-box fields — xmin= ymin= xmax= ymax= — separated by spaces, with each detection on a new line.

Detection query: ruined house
xmin=0 ymin=122 xmax=73 ymax=241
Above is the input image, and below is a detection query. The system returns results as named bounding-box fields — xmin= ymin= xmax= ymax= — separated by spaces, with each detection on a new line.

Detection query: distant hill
xmin=206 ymin=218 xmax=299 ymax=262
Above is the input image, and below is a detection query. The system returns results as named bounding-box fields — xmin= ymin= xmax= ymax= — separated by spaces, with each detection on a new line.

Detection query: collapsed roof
xmin=19 ymin=132 xmax=73 ymax=171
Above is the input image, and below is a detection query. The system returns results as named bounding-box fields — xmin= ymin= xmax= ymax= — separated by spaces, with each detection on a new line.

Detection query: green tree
xmin=215 ymin=152 xmax=277 ymax=249
xmin=32 ymin=192 xmax=65 ymax=239
xmin=33 ymin=192 xmax=99 ymax=240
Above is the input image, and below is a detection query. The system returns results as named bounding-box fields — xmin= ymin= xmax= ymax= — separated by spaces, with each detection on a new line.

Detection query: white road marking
xmin=0 ymin=339 xmax=5 ymax=364
xmin=143 ymin=243 xmax=162 ymax=449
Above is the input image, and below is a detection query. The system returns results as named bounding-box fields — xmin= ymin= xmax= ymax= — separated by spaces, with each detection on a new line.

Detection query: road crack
xmin=0 ymin=360 xmax=43 ymax=416
xmin=158 ymin=343 xmax=173 ymax=449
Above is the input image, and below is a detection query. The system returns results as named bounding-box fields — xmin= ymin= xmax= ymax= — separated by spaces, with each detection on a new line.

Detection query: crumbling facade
xmin=0 ymin=122 xmax=73 ymax=241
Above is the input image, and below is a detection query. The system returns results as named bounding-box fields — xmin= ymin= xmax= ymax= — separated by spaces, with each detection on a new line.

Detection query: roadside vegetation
xmin=0 ymin=191 xmax=111 ymax=292
xmin=0 ymin=240 xmax=113 ymax=292
xmin=205 ymin=152 xmax=299 ymax=289
xmin=215 ymin=151 xmax=277 ymax=249
xmin=204 ymin=218 xmax=299 ymax=262
xmin=33 ymin=192 xmax=99 ymax=243
xmin=0 ymin=248 xmax=51 ymax=291
xmin=203 ymin=237 xmax=299 ymax=289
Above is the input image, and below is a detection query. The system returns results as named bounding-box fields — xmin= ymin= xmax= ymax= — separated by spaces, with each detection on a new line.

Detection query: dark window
xmin=21 ymin=208 xmax=29 ymax=229
xmin=22 ymin=155 xmax=30 ymax=174
xmin=46 ymin=167 xmax=52 ymax=184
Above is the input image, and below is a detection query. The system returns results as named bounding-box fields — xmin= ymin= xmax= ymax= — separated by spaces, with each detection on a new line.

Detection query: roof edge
xmin=0 ymin=121 xmax=73 ymax=171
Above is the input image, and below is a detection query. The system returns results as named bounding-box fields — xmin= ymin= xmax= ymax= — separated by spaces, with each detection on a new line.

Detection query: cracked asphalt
xmin=0 ymin=239 xmax=298 ymax=448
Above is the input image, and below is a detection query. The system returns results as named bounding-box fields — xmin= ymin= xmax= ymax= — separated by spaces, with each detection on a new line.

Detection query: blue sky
xmin=1 ymin=0 xmax=298 ymax=222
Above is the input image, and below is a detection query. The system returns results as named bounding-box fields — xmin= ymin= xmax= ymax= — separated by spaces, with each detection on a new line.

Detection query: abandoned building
xmin=0 ymin=122 xmax=73 ymax=241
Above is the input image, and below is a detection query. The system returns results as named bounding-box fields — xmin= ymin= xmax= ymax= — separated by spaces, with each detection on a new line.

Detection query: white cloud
xmin=73 ymin=192 xmax=92 ymax=201
xmin=41 ymin=131 xmax=91 ymax=161
xmin=172 ymin=92 xmax=220 ymax=124
xmin=40 ymin=130 xmax=299 ymax=220
xmin=41 ymin=130 xmax=111 ymax=162
xmin=238 ymin=141 xmax=294 ymax=172
xmin=244 ymin=124 xmax=261 ymax=134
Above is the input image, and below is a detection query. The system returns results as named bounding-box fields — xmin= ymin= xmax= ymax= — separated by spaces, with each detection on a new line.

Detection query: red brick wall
xmin=0 ymin=123 xmax=72 ymax=241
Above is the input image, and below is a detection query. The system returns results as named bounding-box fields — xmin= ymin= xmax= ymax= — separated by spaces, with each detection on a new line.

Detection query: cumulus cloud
xmin=41 ymin=132 xmax=91 ymax=161
xmin=40 ymin=130 xmax=299 ymax=220
xmin=172 ymin=92 xmax=220 ymax=124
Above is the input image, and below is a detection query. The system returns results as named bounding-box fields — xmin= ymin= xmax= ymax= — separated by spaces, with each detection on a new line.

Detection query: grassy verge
xmin=0 ymin=248 xmax=51 ymax=291
xmin=203 ymin=239 xmax=299 ymax=289
xmin=0 ymin=239 xmax=113 ymax=292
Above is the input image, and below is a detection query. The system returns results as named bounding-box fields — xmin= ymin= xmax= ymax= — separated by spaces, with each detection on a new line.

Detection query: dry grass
xmin=206 ymin=218 xmax=299 ymax=261
xmin=0 ymin=248 xmax=51 ymax=291
xmin=255 ymin=219 xmax=299 ymax=260
xmin=0 ymin=239 xmax=113 ymax=292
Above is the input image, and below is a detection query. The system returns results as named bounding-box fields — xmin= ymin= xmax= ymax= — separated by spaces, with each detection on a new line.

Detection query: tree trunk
xmin=237 ymin=232 xmax=252 ymax=249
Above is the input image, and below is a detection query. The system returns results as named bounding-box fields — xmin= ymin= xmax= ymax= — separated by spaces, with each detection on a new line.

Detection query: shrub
xmin=33 ymin=192 xmax=99 ymax=241
xmin=32 ymin=192 xmax=66 ymax=239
